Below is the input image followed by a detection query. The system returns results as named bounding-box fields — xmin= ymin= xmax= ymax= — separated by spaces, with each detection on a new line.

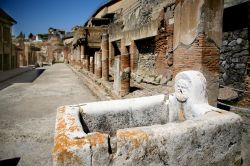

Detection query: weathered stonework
xmin=85 ymin=55 xmax=90 ymax=71
xmin=173 ymin=0 xmax=224 ymax=105
xmin=220 ymin=28 xmax=249 ymax=87
xmin=113 ymin=56 xmax=121 ymax=96
xmin=53 ymin=71 xmax=243 ymax=166
xmin=130 ymin=40 xmax=138 ymax=73
xmin=89 ymin=56 xmax=94 ymax=74
xmin=120 ymin=39 xmax=130 ymax=96
xmin=101 ymin=33 xmax=109 ymax=81
xmin=95 ymin=52 xmax=102 ymax=79
xmin=174 ymin=34 xmax=220 ymax=105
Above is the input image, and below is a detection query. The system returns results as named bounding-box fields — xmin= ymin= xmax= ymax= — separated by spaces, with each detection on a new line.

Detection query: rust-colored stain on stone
xmin=66 ymin=115 xmax=80 ymax=132
xmin=53 ymin=106 xmax=88 ymax=165
xmin=117 ymin=129 xmax=148 ymax=148
xmin=87 ymin=132 xmax=106 ymax=148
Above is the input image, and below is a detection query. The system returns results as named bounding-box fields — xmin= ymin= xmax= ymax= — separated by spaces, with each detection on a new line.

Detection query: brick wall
xmin=174 ymin=34 xmax=220 ymax=105
xmin=155 ymin=7 xmax=174 ymax=76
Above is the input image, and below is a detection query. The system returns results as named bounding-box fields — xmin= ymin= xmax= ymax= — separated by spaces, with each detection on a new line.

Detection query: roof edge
xmin=83 ymin=0 xmax=121 ymax=27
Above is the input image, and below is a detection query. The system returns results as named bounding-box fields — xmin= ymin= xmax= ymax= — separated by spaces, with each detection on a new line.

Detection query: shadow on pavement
xmin=0 ymin=69 xmax=45 ymax=90
xmin=0 ymin=157 xmax=20 ymax=166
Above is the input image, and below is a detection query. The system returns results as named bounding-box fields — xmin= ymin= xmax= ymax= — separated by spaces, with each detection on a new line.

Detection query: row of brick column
xmin=76 ymin=33 xmax=132 ymax=97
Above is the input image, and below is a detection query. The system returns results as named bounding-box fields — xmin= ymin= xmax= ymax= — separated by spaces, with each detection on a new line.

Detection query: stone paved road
xmin=0 ymin=63 xmax=98 ymax=166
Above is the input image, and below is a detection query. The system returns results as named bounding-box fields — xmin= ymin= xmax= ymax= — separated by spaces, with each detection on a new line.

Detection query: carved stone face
xmin=174 ymin=70 xmax=208 ymax=105
xmin=175 ymin=79 xmax=190 ymax=103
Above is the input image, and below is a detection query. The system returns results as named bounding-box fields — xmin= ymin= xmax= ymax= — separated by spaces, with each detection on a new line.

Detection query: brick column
xmin=76 ymin=46 xmax=80 ymax=66
xmin=94 ymin=52 xmax=97 ymax=74
xmin=101 ymin=33 xmax=109 ymax=81
xmin=173 ymin=0 xmax=223 ymax=105
xmin=95 ymin=52 xmax=102 ymax=78
xmin=24 ymin=43 xmax=29 ymax=66
xmin=80 ymin=45 xmax=85 ymax=69
xmin=90 ymin=56 xmax=94 ymax=73
xmin=109 ymin=42 xmax=115 ymax=68
xmin=130 ymin=40 xmax=138 ymax=73
xmin=86 ymin=55 xmax=90 ymax=71
xmin=80 ymin=45 xmax=85 ymax=59
xmin=120 ymin=39 xmax=130 ymax=96
xmin=63 ymin=47 xmax=68 ymax=63
xmin=113 ymin=55 xmax=121 ymax=96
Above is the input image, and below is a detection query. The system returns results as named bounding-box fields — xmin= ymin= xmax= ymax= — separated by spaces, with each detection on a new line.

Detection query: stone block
xmin=136 ymin=76 xmax=143 ymax=84
xmin=218 ymin=87 xmax=239 ymax=102
xmin=143 ymin=76 xmax=155 ymax=84
xmin=236 ymin=38 xmax=243 ymax=45
xmin=223 ymin=40 xmax=228 ymax=46
xmin=155 ymin=75 xmax=162 ymax=83
xmin=229 ymin=40 xmax=237 ymax=46
xmin=112 ymin=111 xmax=242 ymax=166
xmin=235 ymin=64 xmax=246 ymax=69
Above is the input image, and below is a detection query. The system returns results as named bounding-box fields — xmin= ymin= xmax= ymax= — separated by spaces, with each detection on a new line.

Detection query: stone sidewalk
xmin=0 ymin=66 xmax=33 ymax=83
xmin=0 ymin=63 xmax=98 ymax=166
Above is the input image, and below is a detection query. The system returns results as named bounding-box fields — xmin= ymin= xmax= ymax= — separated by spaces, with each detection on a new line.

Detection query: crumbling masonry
xmin=62 ymin=0 xmax=237 ymax=105
xmin=54 ymin=0 xmax=250 ymax=165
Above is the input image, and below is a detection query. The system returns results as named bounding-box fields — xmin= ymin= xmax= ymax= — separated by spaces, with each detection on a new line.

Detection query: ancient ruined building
xmin=54 ymin=0 xmax=249 ymax=165
xmin=64 ymin=0 xmax=225 ymax=104
xmin=46 ymin=31 xmax=65 ymax=64
xmin=0 ymin=8 xmax=18 ymax=71
xmin=0 ymin=8 xmax=48 ymax=69
xmin=63 ymin=0 xmax=250 ymax=106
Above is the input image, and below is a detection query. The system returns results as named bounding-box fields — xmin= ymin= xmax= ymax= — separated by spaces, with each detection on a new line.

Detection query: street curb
xmin=67 ymin=65 xmax=115 ymax=101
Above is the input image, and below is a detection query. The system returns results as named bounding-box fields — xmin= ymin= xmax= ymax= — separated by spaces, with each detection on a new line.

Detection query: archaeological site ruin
xmin=1 ymin=0 xmax=250 ymax=165
xmin=52 ymin=0 xmax=250 ymax=165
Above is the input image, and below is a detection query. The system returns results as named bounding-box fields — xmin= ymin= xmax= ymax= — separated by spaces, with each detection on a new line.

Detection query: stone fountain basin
xmin=53 ymin=95 xmax=242 ymax=166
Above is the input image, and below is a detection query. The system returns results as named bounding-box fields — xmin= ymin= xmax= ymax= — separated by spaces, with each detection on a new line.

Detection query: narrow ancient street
xmin=0 ymin=63 xmax=98 ymax=166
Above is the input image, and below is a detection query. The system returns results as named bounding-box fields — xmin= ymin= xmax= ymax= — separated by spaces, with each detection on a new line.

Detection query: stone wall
xmin=128 ymin=2 xmax=175 ymax=86
xmin=109 ymin=0 xmax=175 ymax=44
xmin=122 ymin=0 xmax=175 ymax=31
xmin=220 ymin=28 xmax=249 ymax=89
xmin=136 ymin=37 xmax=155 ymax=75
xmin=131 ymin=37 xmax=172 ymax=85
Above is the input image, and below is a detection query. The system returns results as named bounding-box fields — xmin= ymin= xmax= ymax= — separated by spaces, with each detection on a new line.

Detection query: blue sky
xmin=0 ymin=0 xmax=108 ymax=36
